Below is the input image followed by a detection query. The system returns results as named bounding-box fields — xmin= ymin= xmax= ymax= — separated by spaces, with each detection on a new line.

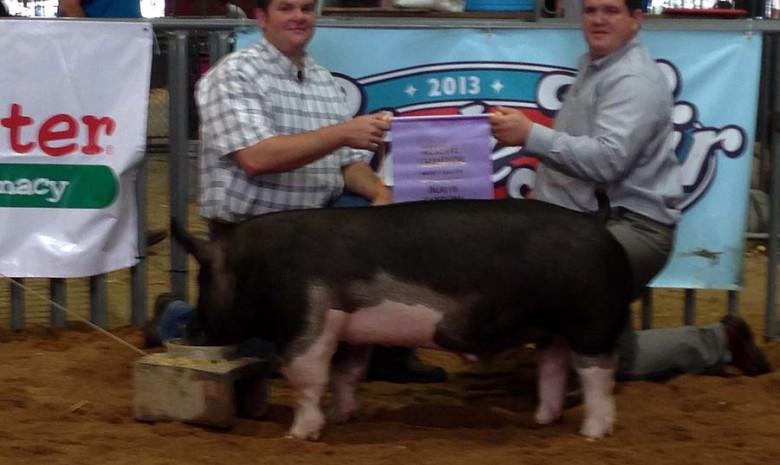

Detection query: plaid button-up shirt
xmin=195 ymin=37 xmax=371 ymax=223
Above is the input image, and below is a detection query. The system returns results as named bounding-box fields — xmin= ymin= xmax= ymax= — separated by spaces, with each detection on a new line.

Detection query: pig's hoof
xmin=288 ymin=413 xmax=325 ymax=441
xmin=328 ymin=403 xmax=360 ymax=424
xmin=534 ymin=405 xmax=562 ymax=425
xmin=579 ymin=397 xmax=615 ymax=438
xmin=287 ymin=426 xmax=322 ymax=441
xmin=579 ymin=417 xmax=614 ymax=439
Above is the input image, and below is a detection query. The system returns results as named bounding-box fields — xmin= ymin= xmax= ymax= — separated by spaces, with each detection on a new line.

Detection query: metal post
xmin=90 ymin=276 xmax=108 ymax=328
xmin=641 ymin=288 xmax=653 ymax=330
xmin=208 ymin=30 xmax=233 ymax=66
xmin=727 ymin=290 xmax=739 ymax=316
xmin=168 ymin=30 xmax=191 ymax=298
xmin=50 ymin=278 xmax=66 ymax=327
xmin=684 ymin=288 xmax=695 ymax=325
xmin=10 ymin=278 xmax=24 ymax=331
xmin=562 ymin=0 xmax=581 ymax=21
xmin=532 ymin=0 xmax=542 ymax=21
xmin=758 ymin=34 xmax=772 ymax=191
xmin=766 ymin=33 xmax=780 ymax=341
xmin=131 ymin=155 xmax=149 ymax=325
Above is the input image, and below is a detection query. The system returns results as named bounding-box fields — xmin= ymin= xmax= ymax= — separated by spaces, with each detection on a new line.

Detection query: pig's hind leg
xmin=534 ymin=337 xmax=571 ymax=425
xmin=329 ymin=343 xmax=372 ymax=424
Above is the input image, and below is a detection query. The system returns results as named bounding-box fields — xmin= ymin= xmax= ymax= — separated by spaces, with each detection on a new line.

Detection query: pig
xmin=171 ymin=197 xmax=634 ymax=441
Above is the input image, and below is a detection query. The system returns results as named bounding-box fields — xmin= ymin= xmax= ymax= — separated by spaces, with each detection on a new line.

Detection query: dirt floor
xmin=2 ymin=154 xmax=780 ymax=464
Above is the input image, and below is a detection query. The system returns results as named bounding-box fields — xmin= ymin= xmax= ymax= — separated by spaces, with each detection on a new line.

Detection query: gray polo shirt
xmin=525 ymin=37 xmax=682 ymax=226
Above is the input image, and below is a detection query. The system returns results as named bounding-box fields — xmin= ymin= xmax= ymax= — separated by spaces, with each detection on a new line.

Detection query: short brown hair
xmin=623 ymin=0 xmax=643 ymax=11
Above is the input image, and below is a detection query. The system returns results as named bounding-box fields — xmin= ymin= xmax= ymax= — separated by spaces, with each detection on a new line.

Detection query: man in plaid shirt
xmin=195 ymin=15 xmax=391 ymax=226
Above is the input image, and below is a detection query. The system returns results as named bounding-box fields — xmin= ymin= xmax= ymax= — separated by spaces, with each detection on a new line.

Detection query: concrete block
xmin=134 ymin=353 xmax=270 ymax=428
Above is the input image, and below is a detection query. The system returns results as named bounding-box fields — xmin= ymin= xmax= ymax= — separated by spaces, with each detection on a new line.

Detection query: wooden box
xmin=134 ymin=353 xmax=270 ymax=428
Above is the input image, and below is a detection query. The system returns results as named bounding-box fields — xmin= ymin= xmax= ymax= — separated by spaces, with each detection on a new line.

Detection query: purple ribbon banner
xmin=391 ymin=114 xmax=494 ymax=203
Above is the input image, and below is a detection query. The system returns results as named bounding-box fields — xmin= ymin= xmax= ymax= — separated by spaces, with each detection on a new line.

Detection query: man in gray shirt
xmin=491 ymin=0 xmax=770 ymax=381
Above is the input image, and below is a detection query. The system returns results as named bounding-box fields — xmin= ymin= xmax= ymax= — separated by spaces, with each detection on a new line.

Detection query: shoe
xmin=366 ymin=346 xmax=448 ymax=383
xmin=146 ymin=228 xmax=168 ymax=248
xmin=721 ymin=314 xmax=772 ymax=376
xmin=142 ymin=291 xmax=185 ymax=348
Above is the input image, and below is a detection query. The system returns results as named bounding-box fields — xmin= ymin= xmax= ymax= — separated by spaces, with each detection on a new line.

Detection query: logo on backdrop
xmin=334 ymin=60 xmax=748 ymax=210
xmin=0 ymin=103 xmax=119 ymax=208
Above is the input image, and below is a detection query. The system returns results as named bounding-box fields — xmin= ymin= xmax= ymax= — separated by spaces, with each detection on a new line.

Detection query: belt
xmin=610 ymin=207 xmax=676 ymax=230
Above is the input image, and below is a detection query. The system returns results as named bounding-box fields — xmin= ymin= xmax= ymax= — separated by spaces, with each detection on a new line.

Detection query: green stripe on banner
xmin=0 ymin=164 xmax=117 ymax=209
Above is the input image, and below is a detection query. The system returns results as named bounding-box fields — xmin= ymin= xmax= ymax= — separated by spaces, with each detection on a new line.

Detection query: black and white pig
xmin=172 ymin=197 xmax=634 ymax=441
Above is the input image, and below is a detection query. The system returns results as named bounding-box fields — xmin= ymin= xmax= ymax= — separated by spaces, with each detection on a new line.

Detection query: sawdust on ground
xmin=2 ymin=322 xmax=780 ymax=465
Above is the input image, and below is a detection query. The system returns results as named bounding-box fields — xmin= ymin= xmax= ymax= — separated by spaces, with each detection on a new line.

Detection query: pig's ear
xmin=170 ymin=219 xmax=212 ymax=264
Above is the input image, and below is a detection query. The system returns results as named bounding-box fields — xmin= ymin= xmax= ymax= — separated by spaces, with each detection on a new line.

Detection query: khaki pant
xmin=606 ymin=208 xmax=728 ymax=380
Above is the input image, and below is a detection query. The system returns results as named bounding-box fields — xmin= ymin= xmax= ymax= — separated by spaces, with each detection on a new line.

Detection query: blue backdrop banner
xmin=236 ymin=27 xmax=762 ymax=290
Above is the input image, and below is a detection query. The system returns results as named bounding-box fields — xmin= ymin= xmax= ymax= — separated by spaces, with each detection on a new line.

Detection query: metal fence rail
xmin=3 ymin=17 xmax=779 ymax=341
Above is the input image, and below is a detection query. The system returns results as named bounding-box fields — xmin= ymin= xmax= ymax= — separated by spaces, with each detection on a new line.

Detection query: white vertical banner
xmin=0 ymin=20 xmax=153 ymax=277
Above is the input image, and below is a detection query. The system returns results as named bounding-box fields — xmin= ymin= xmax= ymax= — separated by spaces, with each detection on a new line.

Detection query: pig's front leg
xmin=282 ymin=310 xmax=347 ymax=441
xmin=574 ymin=354 xmax=616 ymax=439
xmin=534 ymin=337 xmax=570 ymax=425
xmin=329 ymin=343 xmax=372 ymax=424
